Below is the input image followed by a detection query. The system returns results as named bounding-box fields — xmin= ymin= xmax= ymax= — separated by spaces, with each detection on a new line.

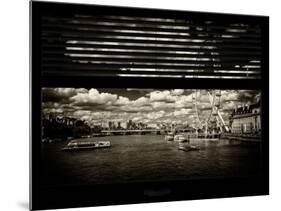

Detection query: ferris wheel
xmin=191 ymin=90 xmax=229 ymax=132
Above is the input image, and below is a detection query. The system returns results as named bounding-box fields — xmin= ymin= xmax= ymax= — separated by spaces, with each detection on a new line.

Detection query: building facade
xmin=229 ymin=101 xmax=261 ymax=134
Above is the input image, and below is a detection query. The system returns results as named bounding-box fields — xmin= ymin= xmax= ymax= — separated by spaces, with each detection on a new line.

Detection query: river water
xmin=40 ymin=135 xmax=261 ymax=187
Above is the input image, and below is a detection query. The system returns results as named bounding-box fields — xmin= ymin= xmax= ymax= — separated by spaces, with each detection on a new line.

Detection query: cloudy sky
xmin=42 ymin=88 xmax=260 ymax=128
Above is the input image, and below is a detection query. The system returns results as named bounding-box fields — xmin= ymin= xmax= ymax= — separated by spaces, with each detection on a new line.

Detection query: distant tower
xmin=108 ymin=121 xmax=113 ymax=129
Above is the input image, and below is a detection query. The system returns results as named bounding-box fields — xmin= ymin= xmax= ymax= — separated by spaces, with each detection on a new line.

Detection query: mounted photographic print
xmin=30 ymin=1 xmax=269 ymax=210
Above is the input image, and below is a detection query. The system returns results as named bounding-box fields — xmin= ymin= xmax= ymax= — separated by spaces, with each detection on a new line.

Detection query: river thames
xmin=40 ymin=135 xmax=261 ymax=187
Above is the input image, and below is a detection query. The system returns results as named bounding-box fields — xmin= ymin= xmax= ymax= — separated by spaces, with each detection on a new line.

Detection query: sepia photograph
xmin=41 ymin=88 xmax=262 ymax=186
xmin=29 ymin=1 xmax=269 ymax=209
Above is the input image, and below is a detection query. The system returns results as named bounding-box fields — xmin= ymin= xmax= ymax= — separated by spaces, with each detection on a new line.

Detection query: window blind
xmin=41 ymin=10 xmax=262 ymax=79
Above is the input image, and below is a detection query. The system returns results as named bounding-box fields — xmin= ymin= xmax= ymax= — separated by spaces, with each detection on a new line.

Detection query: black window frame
xmin=30 ymin=1 xmax=269 ymax=210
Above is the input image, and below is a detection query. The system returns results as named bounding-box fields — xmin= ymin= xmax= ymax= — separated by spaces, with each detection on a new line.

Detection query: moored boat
xmin=165 ymin=132 xmax=175 ymax=141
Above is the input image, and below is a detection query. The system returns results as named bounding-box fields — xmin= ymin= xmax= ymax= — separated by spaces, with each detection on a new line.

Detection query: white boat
xmin=174 ymin=134 xmax=189 ymax=143
xmin=62 ymin=140 xmax=111 ymax=151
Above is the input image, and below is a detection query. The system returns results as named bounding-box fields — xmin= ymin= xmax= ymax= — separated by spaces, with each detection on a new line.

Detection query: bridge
xmin=100 ymin=129 xmax=192 ymax=135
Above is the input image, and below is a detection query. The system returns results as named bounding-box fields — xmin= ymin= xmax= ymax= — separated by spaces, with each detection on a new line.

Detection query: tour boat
xmin=62 ymin=140 xmax=111 ymax=151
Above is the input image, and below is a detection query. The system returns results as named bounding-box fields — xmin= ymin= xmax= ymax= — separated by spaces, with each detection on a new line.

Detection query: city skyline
xmin=42 ymin=88 xmax=260 ymax=128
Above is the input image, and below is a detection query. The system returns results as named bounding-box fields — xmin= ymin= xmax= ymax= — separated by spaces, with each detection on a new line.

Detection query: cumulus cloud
xmin=220 ymin=90 xmax=239 ymax=102
xmin=237 ymin=90 xmax=260 ymax=103
xmin=71 ymin=89 xmax=118 ymax=106
xmin=132 ymin=97 xmax=150 ymax=106
xmin=114 ymin=96 xmax=130 ymax=106
xmin=42 ymin=88 xmax=261 ymax=127
xmin=171 ymin=89 xmax=184 ymax=96
xmin=149 ymin=90 xmax=176 ymax=102
xmin=42 ymin=88 xmax=87 ymax=103
xmin=174 ymin=95 xmax=193 ymax=108
xmin=174 ymin=108 xmax=192 ymax=116
xmin=119 ymin=104 xmax=153 ymax=113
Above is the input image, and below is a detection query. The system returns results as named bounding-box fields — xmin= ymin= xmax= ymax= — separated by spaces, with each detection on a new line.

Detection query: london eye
xmin=192 ymin=90 xmax=229 ymax=135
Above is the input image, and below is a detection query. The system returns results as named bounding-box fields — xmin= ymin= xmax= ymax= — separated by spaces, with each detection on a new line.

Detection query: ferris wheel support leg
xmin=207 ymin=91 xmax=229 ymax=132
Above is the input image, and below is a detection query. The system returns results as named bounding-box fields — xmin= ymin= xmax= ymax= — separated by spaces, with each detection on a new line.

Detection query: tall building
xmin=108 ymin=121 xmax=113 ymax=130
xmin=229 ymin=101 xmax=261 ymax=134
xmin=127 ymin=120 xmax=133 ymax=129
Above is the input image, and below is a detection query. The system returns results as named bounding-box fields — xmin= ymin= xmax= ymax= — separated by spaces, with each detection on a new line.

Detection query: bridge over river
xmin=100 ymin=129 xmax=191 ymax=135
